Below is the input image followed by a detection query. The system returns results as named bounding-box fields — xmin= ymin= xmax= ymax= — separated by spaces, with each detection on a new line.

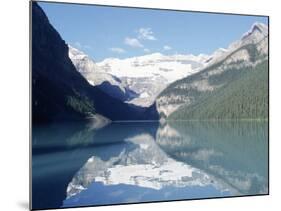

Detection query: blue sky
xmin=38 ymin=2 xmax=268 ymax=62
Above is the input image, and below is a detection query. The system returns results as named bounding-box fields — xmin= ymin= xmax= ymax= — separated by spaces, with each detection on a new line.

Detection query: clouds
xmin=110 ymin=27 xmax=171 ymax=55
xmin=109 ymin=47 xmax=126 ymax=54
xmin=137 ymin=28 xmax=157 ymax=41
xmin=163 ymin=45 xmax=172 ymax=51
xmin=73 ymin=41 xmax=92 ymax=50
xmin=143 ymin=48 xmax=150 ymax=53
xmin=124 ymin=37 xmax=144 ymax=48
xmin=123 ymin=27 xmax=157 ymax=49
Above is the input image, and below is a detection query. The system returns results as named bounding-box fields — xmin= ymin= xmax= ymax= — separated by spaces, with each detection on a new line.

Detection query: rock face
xmin=156 ymin=22 xmax=268 ymax=118
xmin=97 ymin=53 xmax=211 ymax=107
xmin=32 ymin=2 xmax=159 ymax=122
xmin=67 ymin=23 xmax=268 ymax=112
xmin=32 ymin=2 xmax=96 ymax=123
xmin=68 ymin=46 xmax=138 ymax=102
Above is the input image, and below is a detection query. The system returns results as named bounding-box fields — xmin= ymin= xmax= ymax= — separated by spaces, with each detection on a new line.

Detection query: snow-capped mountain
xmin=69 ymin=44 xmax=214 ymax=107
xmin=98 ymin=53 xmax=210 ymax=82
xmin=204 ymin=22 xmax=268 ymax=66
xmin=156 ymin=22 xmax=268 ymax=117
xmin=236 ymin=22 xmax=268 ymax=48
xmin=69 ymin=45 xmax=109 ymax=86
xmin=97 ymin=53 xmax=211 ymax=107
xmin=68 ymin=45 xmax=138 ymax=101
xmin=69 ymin=22 xmax=267 ymax=109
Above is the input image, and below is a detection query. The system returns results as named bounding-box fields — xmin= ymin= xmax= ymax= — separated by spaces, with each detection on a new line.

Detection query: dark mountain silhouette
xmin=32 ymin=2 xmax=159 ymax=123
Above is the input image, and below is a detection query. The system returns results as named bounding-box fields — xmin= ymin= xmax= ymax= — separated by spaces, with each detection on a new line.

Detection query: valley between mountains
xmin=32 ymin=2 xmax=268 ymax=123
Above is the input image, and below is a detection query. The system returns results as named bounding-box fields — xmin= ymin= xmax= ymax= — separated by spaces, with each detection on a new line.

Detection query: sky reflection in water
xmin=32 ymin=121 xmax=268 ymax=209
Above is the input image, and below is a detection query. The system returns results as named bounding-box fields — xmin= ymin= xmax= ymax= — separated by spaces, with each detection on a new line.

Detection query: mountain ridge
xmin=32 ymin=2 xmax=159 ymax=123
xmin=156 ymin=22 xmax=268 ymax=119
xmin=68 ymin=45 xmax=138 ymax=102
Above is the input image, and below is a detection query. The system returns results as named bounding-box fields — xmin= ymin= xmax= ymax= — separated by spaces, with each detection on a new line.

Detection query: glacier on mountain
xmin=68 ymin=22 xmax=268 ymax=109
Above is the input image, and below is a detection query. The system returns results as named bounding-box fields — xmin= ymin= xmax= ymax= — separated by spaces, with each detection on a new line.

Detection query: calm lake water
xmin=32 ymin=120 xmax=268 ymax=210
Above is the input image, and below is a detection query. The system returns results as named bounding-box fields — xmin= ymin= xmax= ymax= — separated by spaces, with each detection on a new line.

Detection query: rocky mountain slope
xmin=70 ymin=34 xmax=242 ymax=109
xmin=68 ymin=46 xmax=138 ymax=102
xmin=32 ymin=2 xmax=159 ymax=123
xmin=32 ymin=2 xmax=96 ymax=123
xmin=156 ymin=22 xmax=268 ymax=119
xmin=97 ymin=53 xmax=212 ymax=107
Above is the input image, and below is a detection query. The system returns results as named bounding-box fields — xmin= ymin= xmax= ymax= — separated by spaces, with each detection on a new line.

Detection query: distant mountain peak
xmin=241 ymin=22 xmax=268 ymax=41
xmin=217 ymin=47 xmax=228 ymax=52
xmin=68 ymin=45 xmax=90 ymax=61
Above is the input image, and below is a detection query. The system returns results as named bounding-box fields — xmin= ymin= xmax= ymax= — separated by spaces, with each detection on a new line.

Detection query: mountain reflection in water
xmin=32 ymin=120 xmax=268 ymax=209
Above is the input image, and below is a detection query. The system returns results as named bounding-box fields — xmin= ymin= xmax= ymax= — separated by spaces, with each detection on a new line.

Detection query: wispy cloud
xmin=73 ymin=42 xmax=92 ymax=50
xmin=137 ymin=28 xmax=157 ymax=41
xmin=83 ymin=45 xmax=92 ymax=50
xmin=163 ymin=45 xmax=172 ymax=51
xmin=124 ymin=37 xmax=143 ymax=48
xmin=144 ymin=48 xmax=150 ymax=53
xmin=122 ymin=28 xmax=156 ymax=50
xmin=109 ymin=47 xmax=126 ymax=54
xmin=74 ymin=42 xmax=82 ymax=48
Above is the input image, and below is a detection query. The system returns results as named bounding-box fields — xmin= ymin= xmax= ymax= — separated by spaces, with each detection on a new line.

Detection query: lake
xmin=32 ymin=120 xmax=268 ymax=210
